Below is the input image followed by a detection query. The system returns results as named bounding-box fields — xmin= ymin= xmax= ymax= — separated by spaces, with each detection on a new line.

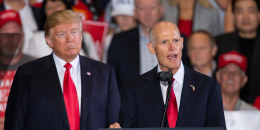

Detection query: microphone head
xmin=158 ymin=70 xmax=173 ymax=82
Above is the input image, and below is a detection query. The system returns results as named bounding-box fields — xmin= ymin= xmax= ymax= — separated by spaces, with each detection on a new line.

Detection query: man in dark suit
xmin=107 ymin=0 xmax=190 ymax=92
xmin=215 ymin=0 xmax=260 ymax=103
xmin=117 ymin=21 xmax=226 ymax=128
xmin=4 ymin=10 xmax=120 ymax=130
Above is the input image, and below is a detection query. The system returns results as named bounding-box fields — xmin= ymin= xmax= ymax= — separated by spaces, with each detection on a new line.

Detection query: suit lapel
xmin=42 ymin=55 xmax=70 ymax=129
xmin=79 ymin=56 xmax=93 ymax=129
xmin=176 ymin=66 xmax=197 ymax=127
xmin=143 ymin=67 xmax=165 ymax=120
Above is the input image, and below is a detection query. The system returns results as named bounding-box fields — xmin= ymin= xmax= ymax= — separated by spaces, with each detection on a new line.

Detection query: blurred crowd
xmin=0 ymin=0 xmax=260 ymax=129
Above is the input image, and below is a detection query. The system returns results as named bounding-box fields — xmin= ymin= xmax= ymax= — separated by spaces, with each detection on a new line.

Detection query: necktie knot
xmin=64 ymin=63 xmax=72 ymax=70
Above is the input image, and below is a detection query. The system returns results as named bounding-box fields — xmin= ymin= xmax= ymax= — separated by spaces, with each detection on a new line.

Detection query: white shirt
xmin=158 ymin=62 xmax=184 ymax=111
xmin=53 ymin=53 xmax=82 ymax=113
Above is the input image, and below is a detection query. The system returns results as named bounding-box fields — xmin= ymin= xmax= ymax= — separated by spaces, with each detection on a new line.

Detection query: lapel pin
xmin=190 ymin=85 xmax=195 ymax=92
xmin=87 ymin=72 xmax=91 ymax=76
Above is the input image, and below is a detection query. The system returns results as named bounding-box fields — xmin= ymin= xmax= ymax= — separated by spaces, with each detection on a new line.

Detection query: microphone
xmin=158 ymin=69 xmax=173 ymax=128
xmin=158 ymin=70 xmax=173 ymax=82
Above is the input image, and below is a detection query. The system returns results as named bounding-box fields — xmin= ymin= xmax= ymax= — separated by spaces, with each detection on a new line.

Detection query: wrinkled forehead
xmin=154 ymin=24 xmax=181 ymax=38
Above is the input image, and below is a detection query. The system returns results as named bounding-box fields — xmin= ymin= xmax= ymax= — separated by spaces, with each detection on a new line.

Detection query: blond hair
xmin=167 ymin=0 xmax=213 ymax=8
xmin=44 ymin=10 xmax=82 ymax=37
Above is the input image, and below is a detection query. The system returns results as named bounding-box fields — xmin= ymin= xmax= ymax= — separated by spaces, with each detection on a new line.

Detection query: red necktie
xmin=63 ymin=63 xmax=80 ymax=130
xmin=167 ymin=78 xmax=178 ymax=127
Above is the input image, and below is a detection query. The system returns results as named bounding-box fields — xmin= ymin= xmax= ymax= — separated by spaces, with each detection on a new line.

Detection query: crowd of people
xmin=0 ymin=0 xmax=260 ymax=129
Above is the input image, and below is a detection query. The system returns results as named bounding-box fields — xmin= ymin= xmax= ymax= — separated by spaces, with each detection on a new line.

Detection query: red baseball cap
xmin=0 ymin=10 xmax=22 ymax=28
xmin=218 ymin=51 xmax=247 ymax=73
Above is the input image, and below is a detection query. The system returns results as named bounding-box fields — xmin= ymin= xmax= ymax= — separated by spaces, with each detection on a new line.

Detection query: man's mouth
xmin=167 ymin=54 xmax=177 ymax=60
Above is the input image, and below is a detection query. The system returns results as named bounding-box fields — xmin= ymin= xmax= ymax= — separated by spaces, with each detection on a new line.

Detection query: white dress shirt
xmin=53 ymin=53 xmax=82 ymax=113
xmin=158 ymin=62 xmax=184 ymax=111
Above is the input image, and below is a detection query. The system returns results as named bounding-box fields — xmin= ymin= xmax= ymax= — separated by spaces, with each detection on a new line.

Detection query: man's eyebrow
xmin=71 ymin=28 xmax=78 ymax=31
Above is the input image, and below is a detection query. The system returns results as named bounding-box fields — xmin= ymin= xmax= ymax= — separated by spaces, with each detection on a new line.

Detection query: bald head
xmin=149 ymin=21 xmax=180 ymax=45
xmin=147 ymin=21 xmax=183 ymax=74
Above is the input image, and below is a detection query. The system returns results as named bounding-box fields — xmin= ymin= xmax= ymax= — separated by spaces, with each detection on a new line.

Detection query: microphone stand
xmin=160 ymin=79 xmax=173 ymax=128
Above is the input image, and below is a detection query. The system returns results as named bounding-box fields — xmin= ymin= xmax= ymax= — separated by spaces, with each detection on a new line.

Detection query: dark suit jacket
xmin=4 ymin=55 xmax=121 ymax=130
xmin=107 ymin=26 xmax=190 ymax=93
xmin=215 ymin=30 xmax=260 ymax=103
xmin=0 ymin=3 xmax=41 ymax=30
xmin=119 ymin=66 xmax=226 ymax=128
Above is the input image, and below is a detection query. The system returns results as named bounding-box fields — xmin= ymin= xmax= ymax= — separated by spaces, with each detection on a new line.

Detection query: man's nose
xmin=66 ymin=32 xmax=73 ymax=41
xmin=168 ymin=41 xmax=176 ymax=51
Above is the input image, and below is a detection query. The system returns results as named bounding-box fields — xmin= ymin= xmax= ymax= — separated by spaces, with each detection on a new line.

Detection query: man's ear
xmin=45 ymin=36 xmax=53 ymax=49
xmin=212 ymin=44 xmax=218 ymax=57
xmin=241 ymin=74 xmax=248 ymax=88
xmin=160 ymin=4 xmax=164 ymax=17
xmin=181 ymin=37 xmax=184 ymax=50
xmin=134 ymin=8 xmax=138 ymax=20
xmin=216 ymin=70 xmax=221 ymax=83
xmin=147 ymin=42 xmax=156 ymax=55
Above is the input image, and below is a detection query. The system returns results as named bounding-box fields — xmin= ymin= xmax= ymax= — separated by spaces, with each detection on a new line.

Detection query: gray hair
xmin=149 ymin=27 xmax=155 ymax=45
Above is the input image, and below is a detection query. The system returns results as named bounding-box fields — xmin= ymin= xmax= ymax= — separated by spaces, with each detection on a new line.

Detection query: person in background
xmin=162 ymin=0 xmax=221 ymax=37
xmin=4 ymin=10 xmax=120 ymax=130
xmin=216 ymin=51 xmax=257 ymax=110
xmin=0 ymin=0 xmax=41 ymax=55
xmin=0 ymin=10 xmax=35 ymax=129
xmin=187 ymin=30 xmax=217 ymax=78
xmin=208 ymin=0 xmax=232 ymax=32
xmin=224 ymin=0 xmax=260 ymax=33
xmin=215 ymin=0 xmax=260 ymax=103
xmin=102 ymin=0 xmax=137 ymax=63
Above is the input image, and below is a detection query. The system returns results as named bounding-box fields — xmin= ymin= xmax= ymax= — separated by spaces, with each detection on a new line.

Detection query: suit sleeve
xmin=205 ymin=81 xmax=226 ymax=129
xmin=4 ymin=67 xmax=29 ymax=130
xmin=106 ymin=67 xmax=121 ymax=126
xmin=118 ymin=82 xmax=136 ymax=128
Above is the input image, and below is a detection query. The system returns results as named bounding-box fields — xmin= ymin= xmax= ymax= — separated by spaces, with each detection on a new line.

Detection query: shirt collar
xmin=157 ymin=62 xmax=184 ymax=85
xmin=53 ymin=53 xmax=79 ymax=71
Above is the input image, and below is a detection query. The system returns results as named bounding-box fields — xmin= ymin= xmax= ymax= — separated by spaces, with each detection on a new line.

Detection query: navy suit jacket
xmin=107 ymin=27 xmax=190 ymax=93
xmin=119 ymin=66 xmax=226 ymax=128
xmin=4 ymin=55 xmax=121 ymax=130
